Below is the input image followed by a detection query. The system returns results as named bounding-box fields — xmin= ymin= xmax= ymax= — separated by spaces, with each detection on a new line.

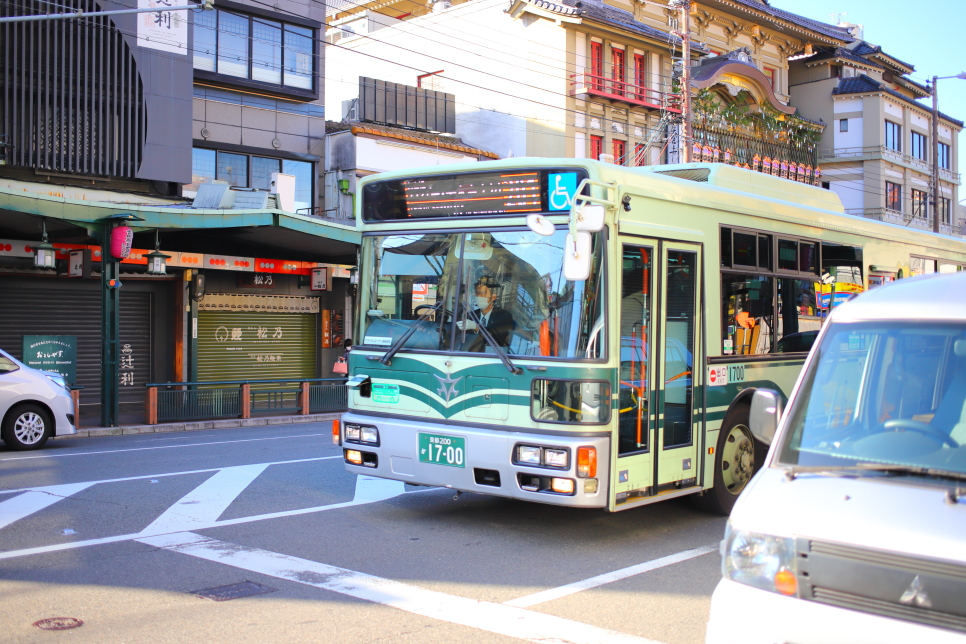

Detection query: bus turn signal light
xmin=774 ymin=568 xmax=797 ymax=596
xmin=577 ymin=447 xmax=597 ymax=478
xmin=332 ymin=420 xmax=341 ymax=445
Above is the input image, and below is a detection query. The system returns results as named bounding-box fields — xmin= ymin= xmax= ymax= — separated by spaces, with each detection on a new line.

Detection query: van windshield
xmin=779 ymin=322 xmax=966 ymax=476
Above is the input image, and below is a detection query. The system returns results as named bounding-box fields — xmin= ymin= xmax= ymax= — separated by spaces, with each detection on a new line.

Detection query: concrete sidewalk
xmin=59 ymin=412 xmax=343 ymax=440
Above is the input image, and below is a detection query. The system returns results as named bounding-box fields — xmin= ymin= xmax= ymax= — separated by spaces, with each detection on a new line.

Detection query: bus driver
xmin=457 ymin=277 xmax=516 ymax=351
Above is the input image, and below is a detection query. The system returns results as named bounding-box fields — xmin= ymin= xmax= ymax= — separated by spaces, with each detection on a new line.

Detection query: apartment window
xmin=189 ymin=148 xmax=314 ymax=212
xmin=912 ymin=189 xmax=928 ymax=218
xmin=763 ymin=66 xmax=776 ymax=90
xmin=611 ymin=48 xmax=625 ymax=96
xmin=590 ymin=41 xmax=603 ymax=90
xmin=590 ymin=135 xmax=603 ymax=161
xmin=885 ymin=181 xmax=902 ymax=212
xmin=613 ymin=139 xmax=626 ymax=165
xmin=939 ymin=142 xmax=951 ymax=169
xmin=193 ymin=9 xmax=315 ymax=90
xmin=839 ymin=119 xmax=848 ymax=133
xmin=634 ymin=54 xmax=647 ymax=100
xmin=634 ymin=142 xmax=647 ymax=166
xmin=938 ymin=197 xmax=952 ymax=224
xmin=884 ymin=121 xmax=901 ymax=152
xmin=911 ymin=132 xmax=927 ymax=161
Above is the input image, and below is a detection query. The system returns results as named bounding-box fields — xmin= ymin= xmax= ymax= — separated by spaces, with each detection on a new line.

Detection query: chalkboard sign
xmin=22 ymin=336 xmax=77 ymax=384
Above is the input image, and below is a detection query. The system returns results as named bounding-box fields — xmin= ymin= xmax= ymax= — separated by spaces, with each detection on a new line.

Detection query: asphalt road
xmin=0 ymin=423 xmax=728 ymax=644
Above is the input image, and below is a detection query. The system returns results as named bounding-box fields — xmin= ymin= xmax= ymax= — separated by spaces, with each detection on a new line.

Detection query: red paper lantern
xmin=110 ymin=225 xmax=134 ymax=260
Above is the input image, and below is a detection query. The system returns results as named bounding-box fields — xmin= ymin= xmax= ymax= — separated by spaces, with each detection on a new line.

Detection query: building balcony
xmin=818 ymin=146 xmax=961 ymax=184
xmin=844 ymin=207 xmax=963 ymax=237
xmin=570 ymin=73 xmax=680 ymax=113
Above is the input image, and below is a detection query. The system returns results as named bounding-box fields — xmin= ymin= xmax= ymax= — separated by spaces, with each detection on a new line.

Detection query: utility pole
xmin=676 ymin=0 xmax=693 ymax=162
xmin=931 ymin=75 xmax=940 ymax=234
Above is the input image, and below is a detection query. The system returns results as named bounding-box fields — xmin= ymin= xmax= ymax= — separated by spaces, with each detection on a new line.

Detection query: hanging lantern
xmin=723 ymin=148 xmax=733 ymax=164
xmin=692 ymin=141 xmax=702 ymax=162
xmin=813 ymin=166 xmax=822 ymax=186
xmin=712 ymin=146 xmax=721 ymax=163
xmin=805 ymin=165 xmax=813 ymax=183
xmin=789 ymin=163 xmax=798 ymax=182
xmin=32 ymin=220 xmax=56 ymax=269
xmin=753 ymin=154 xmax=762 ymax=173
xmin=110 ymin=225 xmax=134 ymax=260
xmin=145 ymin=230 xmax=171 ymax=276
xmin=780 ymin=160 xmax=789 ymax=179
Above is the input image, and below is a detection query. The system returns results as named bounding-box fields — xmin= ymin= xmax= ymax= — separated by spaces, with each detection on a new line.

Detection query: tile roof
xmin=809 ymin=47 xmax=884 ymax=69
xmin=833 ymin=75 xmax=963 ymax=127
xmin=529 ymin=0 xmax=691 ymax=46
xmin=727 ymin=0 xmax=853 ymax=41
xmin=326 ymin=120 xmax=500 ymax=158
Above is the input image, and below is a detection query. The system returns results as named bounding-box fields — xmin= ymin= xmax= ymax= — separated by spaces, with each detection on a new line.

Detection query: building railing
xmin=297 ymin=206 xmax=355 ymax=222
xmin=569 ymin=73 xmax=680 ymax=113
xmin=144 ymin=378 xmax=347 ymax=424
xmin=818 ymin=146 xmax=961 ymax=183
xmin=693 ymin=126 xmax=818 ymax=168
xmin=843 ymin=207 xmax=962 ymax=235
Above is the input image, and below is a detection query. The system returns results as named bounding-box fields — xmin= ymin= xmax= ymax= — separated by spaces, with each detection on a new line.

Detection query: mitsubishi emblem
xmin=899 ymin=575 xmax=932 ymax=608
xmin=434 ymin=373 xmax=462 ymax=404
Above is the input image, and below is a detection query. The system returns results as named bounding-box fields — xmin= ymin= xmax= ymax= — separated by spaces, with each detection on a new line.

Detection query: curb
xmin=56 ymin=412 xmax=344 ymax=440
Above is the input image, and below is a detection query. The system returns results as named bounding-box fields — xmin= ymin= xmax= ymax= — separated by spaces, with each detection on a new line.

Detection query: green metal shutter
xmin=197 ymin=311 xmax=317 ymax=383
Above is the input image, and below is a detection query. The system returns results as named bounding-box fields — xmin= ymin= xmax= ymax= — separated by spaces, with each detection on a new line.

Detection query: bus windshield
xmin=361 ymin=229 xmax=605 ymax=359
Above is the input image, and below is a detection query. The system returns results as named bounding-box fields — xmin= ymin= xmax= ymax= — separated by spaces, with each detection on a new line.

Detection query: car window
xmin=0 ymin=356 xmax=20 ymax=373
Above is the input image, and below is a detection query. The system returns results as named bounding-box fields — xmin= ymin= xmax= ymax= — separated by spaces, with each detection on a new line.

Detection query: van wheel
xmin=2 ymin=404 xmax=53 ymax=451
xmin=692 ymin=403 xmax=764 ymax=515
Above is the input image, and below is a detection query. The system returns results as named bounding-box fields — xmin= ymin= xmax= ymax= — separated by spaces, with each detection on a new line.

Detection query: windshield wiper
xmin=783 ymin=463 xmax=966 ymax=483
xmin=379 ymin=304 xmax=444 ymax=366
xmin=463 ymin=307 xmax=521 ymax=375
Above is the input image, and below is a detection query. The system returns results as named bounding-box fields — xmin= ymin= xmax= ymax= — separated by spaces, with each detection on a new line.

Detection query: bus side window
xmin=722 ymin=275 xmax=773 ymax=355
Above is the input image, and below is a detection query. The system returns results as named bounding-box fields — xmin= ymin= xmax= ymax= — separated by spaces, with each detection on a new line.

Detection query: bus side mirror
xmin=564 ymin=232 xmax=592 ymax=281
xmin=749 ymin=388 xmax=783 ymax=445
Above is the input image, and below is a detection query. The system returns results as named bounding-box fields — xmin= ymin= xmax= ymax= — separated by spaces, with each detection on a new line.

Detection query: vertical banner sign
xmin=119 ymin=343 xmax=136 ymax=386
xmin=22 ymin=336 xmax=77 ymax=385
xmin=321 ymin=310 xmax=332 ymax=348
xmin=331 ymin=310 xmax=345 ymax=348
xmin=137 ymin=0 xmax=189 ymax=54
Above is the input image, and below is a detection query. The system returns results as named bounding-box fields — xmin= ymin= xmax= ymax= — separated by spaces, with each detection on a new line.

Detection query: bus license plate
xmin=418 ymin=433 xmax=466 ymax=468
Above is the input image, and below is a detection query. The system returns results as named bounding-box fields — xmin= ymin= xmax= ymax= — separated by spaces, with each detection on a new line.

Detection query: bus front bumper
xmin=339 ymin=412 xmax=609 ymax=508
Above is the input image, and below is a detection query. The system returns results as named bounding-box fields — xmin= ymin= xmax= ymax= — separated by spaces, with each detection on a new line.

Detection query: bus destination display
xmin=362 ymin=168 xmax=587 ymax=221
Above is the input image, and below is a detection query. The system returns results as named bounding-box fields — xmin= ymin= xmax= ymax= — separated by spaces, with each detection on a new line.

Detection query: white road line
xmin=139 ymin=531 xmax=664 ymax=644
xmin=0 ymin=456 xmax=341 ymax=496
xmin=0 ymin=482 xmax=95 ymax=531
xmin=0 ymin=432 xmax=327 ymax=461
xmin=0 ymin=474 xmax=419 ymax=562
xmin=140 ymin=464 xmax=269 ymax=533
xmin=503 ymin=546 xmax=719 ymax=608
xmin=353 ymin=475 xmax=407 ymax=503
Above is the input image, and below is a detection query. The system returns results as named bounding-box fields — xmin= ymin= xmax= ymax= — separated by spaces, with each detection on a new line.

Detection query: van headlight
xmin=722 ymin=523 xmax=798 ymax=597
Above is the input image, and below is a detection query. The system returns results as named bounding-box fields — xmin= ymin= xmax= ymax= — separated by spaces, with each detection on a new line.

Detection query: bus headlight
xmin=517 ymin=445 xmax=542 ymax=465
xmin=360 ymin=427 xmax=379 ymax=444
xmin=722 ymin=523 xmax=798 ymax=597
xmin=544 ymin=448 xmax=568 ymax=468
xmin=345 ymin=424 xmax=362 ymax=441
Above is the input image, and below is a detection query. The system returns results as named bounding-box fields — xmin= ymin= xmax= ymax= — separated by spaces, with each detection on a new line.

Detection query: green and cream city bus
xmin=338 ymin=159 xmax=966 ymax=514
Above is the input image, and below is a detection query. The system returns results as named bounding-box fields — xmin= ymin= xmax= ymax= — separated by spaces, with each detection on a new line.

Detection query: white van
xmin=706 ymin=271 xmax=966 ymax=644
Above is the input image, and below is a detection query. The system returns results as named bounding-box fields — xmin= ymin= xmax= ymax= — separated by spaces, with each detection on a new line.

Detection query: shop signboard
xmin=21 ymin=335 xmax=77 ymax=385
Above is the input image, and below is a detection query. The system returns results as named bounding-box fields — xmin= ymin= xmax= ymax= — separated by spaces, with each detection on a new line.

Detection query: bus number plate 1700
xmin=418 ymin=433 xmax=466 ymax=468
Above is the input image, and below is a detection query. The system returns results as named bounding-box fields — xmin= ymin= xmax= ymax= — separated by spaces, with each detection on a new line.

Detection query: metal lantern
xmin=145 ymin=230 xmax=170 ymax=275
xmin=33 ymin=220 xmax=56 ymax=269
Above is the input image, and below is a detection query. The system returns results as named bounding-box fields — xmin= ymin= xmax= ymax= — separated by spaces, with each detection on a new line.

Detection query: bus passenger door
xmin=612 ymin=241 xmax=657 ymax=509
xmin=656 ymin=244 xmax=701 ymax=491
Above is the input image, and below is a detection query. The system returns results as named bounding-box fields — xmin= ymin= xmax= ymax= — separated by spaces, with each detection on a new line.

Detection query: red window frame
xmin=590 ymin=135 xmax=604 ymax=161
xmin=590 ymin=42 xmax=603 ymax=90
xmin=635 ymin=142 xmax=647 ymax=166
xmin=611 ymin=47 xmax=625 ymax=96
xmin=634 ymin=54 xmax=647 ymax=101
xmin=613 ymin=139 xmax=626 ymax=165
xmin=763 ymin=66 xmax=776 ymax=90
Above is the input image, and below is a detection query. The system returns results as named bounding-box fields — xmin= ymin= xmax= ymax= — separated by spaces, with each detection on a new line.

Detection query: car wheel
xmin=2 ymin=404 xmax=53 ymax=451
xmin=692 ymin=403 xmax=765 ymax=516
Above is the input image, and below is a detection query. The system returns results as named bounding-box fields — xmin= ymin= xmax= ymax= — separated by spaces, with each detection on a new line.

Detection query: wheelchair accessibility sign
xmin=548 ymin=173 xmax=578 ymax=211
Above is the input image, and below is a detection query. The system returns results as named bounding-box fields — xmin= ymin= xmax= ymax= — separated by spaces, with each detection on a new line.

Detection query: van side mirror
xmin=749 ymin=388 xmax=783 ymax=445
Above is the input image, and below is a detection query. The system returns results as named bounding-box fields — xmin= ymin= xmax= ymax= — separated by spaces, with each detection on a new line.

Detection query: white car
xmin=707 ymin=271 xmax=966 ymax=644
xmin=0 ymin=349 xmax=76 ymax=450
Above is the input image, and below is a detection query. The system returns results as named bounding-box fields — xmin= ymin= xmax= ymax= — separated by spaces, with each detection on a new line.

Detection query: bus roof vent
xmin=652 ymin=168 xmax=710 ymax=182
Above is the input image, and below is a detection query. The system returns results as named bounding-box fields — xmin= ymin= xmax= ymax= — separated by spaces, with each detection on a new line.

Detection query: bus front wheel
xmin=693 ymin=403 xmax=765 ymax=515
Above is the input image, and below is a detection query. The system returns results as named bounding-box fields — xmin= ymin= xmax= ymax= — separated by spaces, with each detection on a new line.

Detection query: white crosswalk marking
xmin=140 ymin=463 xmax=269 ymax=534
xmin=140 ymin=532 xmax=665 ymax=644
xmin=0 ymin=482 xmax=95 ymax=531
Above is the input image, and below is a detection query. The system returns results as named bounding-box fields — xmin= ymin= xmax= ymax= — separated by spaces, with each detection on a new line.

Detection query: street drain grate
xmin=191 ymin=581 xmax=277 ymax=602
xmin=33 ymin=617 xmax=84 ymax=631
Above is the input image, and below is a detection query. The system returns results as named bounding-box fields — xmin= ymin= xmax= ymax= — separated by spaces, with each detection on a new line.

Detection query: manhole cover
xmin=191 ymin=581 xmax=277 ymax=602
xmin=33 ymin=617 xmax=84 ymax=631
